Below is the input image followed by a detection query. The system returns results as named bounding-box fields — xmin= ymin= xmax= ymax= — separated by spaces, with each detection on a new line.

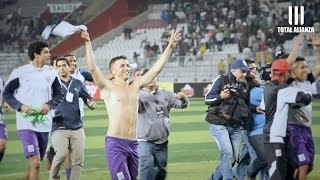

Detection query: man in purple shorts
xmin=285 ymin=35 xmax=320 ymax=180
xmin=0 ymin=76 xmax=7 ymax=163
xmin=3 ymin=41 xmax=63 ymax=179
xmin=80 ymin=29 xmax=181 ymax=180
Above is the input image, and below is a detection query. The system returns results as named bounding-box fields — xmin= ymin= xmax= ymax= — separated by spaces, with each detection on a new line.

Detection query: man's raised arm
xmin=139 ymin=29 xmax=181 ymax=88
xmin=80 ymin=31 xmax=109 ymax=89
xmin=309 ymin=33 xmax=320 ymax=78
xmin=287 ymin=33 xmax=304 ymax=65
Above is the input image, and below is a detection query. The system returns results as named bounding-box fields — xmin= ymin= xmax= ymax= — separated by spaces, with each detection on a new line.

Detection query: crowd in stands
xmin=0 ymin=0 xmax=87 ymax=53
xmin=134 ymin=0 xmax=320 ymax=68
xmin=1 ymin=0 xmax=320 ymax=71
xmin=0 ymin=14 xmax=46 ymax=53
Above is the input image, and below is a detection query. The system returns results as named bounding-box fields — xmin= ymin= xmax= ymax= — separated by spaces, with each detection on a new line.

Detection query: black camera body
xmin=260 ymin=63 xmax=272 ymax=81
xmin=225 ymin=83 xmax=240 ymax=94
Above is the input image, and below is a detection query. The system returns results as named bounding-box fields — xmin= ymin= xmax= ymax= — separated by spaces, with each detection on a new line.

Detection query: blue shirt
xmin=248 ymin=87 xmax=265 ymax=136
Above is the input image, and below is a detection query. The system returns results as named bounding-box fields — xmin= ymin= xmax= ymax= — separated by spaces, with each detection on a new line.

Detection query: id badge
xmin=66 ymin=92 xmax=74 ymax=102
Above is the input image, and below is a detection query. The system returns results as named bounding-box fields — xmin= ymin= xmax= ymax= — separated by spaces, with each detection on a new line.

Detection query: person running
xmin=137 ymin=69 xmax=188 ymax=180
xmin=49 ymin=57 xmax=96 ymax=180
xmin=285 ymin=34 xmax=320 ymax=180
xmin=3 ymin=40 xmax=63 ymax=179
xmin=80 ymin=29 xmax=181 ymax=180
xmin=64 ymin=54 xmax=93 ymax=179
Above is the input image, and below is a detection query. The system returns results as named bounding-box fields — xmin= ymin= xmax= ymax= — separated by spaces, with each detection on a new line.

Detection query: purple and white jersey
xmin=287 ymin=80 xmax=312 ymax=127
xmin=3 ymin=63 xmax=62 ymax=132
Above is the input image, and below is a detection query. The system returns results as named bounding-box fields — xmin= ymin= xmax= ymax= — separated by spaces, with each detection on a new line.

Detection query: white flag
xmin=41 ymin=21 xmax=87 ymax=40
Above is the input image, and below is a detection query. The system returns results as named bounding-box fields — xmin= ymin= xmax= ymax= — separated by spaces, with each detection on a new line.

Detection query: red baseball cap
xmin=271 ymin=59 xmax=290 ymax=74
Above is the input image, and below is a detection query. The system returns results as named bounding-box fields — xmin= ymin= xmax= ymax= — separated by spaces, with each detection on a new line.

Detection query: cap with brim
xmin=271 ymin=59 xmax=290 ymax=74
xmin=230 ymin=59 xmax=249 ymax=71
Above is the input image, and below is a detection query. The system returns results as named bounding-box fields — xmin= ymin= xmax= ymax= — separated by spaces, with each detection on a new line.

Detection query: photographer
xmin=205 ymin=59 xmax=250 ymax=180
xmin=236 ymin=59 xmax=265 ymax=180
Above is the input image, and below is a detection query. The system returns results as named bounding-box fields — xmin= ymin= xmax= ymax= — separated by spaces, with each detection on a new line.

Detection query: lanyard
xmin=61 ymin=79 xmax=73 ymax=92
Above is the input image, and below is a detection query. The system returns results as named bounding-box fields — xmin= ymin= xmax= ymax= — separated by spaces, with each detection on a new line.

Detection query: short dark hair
xmin=28 ymin=41 xmax=49 ymax=61
xmin=64 ymin=54 xmax=76 ymax=58
xmin=109 ymin=55 xmax=127 ymax=70
xmin=295 ymin=56 xmax=305 ymax=62
xmin=55 ymin=57 xmax=70 ymax=67
xmin=134 ymin=68 xmax=142 ymax=74
xmin=292 ymin=56 xmax=306 ymax=70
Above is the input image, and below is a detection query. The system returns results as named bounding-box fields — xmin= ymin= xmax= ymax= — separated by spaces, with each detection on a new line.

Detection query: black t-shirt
xmin=263 ymin=80 xmax=288 ymax=143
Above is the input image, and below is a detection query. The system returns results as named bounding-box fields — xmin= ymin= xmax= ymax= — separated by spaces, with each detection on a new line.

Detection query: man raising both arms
xmin=80 ymin=30 xmax=181 ymax=180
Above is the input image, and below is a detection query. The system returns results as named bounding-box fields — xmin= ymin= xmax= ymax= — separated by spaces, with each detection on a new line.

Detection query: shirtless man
xmin=80 ymin=30 xmax=181 ymax=180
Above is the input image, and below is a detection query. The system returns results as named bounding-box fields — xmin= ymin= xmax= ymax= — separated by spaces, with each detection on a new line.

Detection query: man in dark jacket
xmin=205 ymin=59 xmax=250 ymax=180
xmin=49 ymin=57 xmax=96 ymax=180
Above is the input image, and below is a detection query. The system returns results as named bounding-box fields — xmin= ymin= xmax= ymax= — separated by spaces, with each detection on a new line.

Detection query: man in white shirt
xmin=3 ymin=41 xmax=63 ymax=180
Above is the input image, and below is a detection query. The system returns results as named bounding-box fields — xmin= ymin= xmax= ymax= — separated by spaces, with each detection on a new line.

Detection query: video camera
xmin=260 ymin=63 xmax=272 ymax=81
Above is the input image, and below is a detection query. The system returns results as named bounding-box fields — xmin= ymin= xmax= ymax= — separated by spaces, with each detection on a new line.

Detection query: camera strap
xmin=220 ymin=74 xmax=229 ymax=91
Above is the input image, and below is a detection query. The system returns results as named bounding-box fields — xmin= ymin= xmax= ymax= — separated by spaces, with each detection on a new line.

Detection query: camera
xmin=225 ymin=83 xmax=240 ymax=94
xmin=260 ymin=63 xmax=272 ymax=81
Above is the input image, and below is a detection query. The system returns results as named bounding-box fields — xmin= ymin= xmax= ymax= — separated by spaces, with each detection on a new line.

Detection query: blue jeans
xmin=137 ymin=141 xmax=168 ymax=180
xmin=209 ymin=124 xmax=242 ymax=180
xmin=236 ymin=130 xmax=257 ymax=180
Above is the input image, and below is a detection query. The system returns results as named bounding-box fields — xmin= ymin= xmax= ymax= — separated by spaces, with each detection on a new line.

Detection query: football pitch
xmin=0 ymin=98 xmax=319 ymax=180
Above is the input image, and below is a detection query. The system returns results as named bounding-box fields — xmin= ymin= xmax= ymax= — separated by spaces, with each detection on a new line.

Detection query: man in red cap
xmin=270 ymin=59 xmax=290 ymax=81
xmin=262 ymin=59 xmax=292 ymax=180
xmin=262 ymin=58 xmax=312 ymax=180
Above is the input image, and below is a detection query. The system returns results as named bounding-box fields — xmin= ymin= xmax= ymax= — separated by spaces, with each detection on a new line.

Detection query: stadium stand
xmin=0 ymin=0 xmax=319 ymax=83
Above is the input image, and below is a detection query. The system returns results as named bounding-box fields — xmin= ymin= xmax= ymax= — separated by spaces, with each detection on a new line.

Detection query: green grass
xmin=0 ymin=99 xmax=319 ymax=180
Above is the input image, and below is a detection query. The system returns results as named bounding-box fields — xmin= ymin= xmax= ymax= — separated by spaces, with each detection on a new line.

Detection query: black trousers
xmin=248 ymin=134 xmax=268 ymax=178
xmin=264 ymin=142 xmax=295 ymax=180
